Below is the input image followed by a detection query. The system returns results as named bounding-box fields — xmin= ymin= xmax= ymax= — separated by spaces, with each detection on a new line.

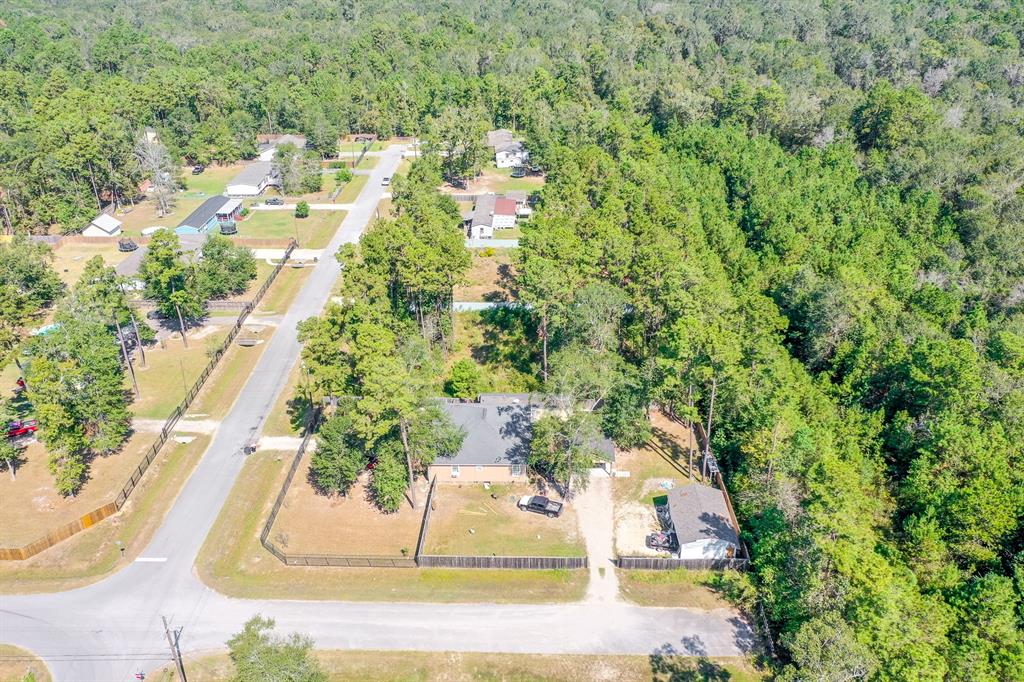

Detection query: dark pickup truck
xmin=517 ymin=495 xmax=563 ymax=518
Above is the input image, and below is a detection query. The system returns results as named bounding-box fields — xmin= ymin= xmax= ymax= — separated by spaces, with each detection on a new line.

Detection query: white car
xmin=381 ymin=176 xmax=392 ymax=186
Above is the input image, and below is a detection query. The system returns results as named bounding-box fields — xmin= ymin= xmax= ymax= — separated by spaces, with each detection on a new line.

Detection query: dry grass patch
xmin=336 ymin=174 xmax=368 ymax=203
xmin=439 ymin=166 xmax=544 ymax=195
xmin=197 ymin=451 xmax=588 ymax=603
xmin=0 ymin=644 xmax=52 ymax=682
xmin=50 ymin=242 xmax=130 ymax=287
xmin=272 ymin=458 xmax=425 ymax=556
xmin=453 ymin=249 xmax=516 ymax=302
xmin=613 ymin=412 xmax=700 ymax=556
xmin=0 ymin=430 xmax=161 ymax=547
xmin=154 ymin=650 xmax=767 ymax=682
xmin=115 ymin=197 xmax=205 ymax=237
xmin=0 ymin=435 xmax=210 ymax=593
xmin=424 ymin=483 xmax=584 ymax=557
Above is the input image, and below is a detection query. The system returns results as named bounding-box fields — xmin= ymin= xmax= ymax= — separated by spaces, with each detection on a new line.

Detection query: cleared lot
xmin=272 ymin=460 xmax=427 ymax=556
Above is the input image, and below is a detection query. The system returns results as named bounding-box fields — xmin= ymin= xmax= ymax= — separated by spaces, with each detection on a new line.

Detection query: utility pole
xmin=119 ymin=281 xmax=146 ymax=367
xmin=162 ymin=615 xmax=188 ymax=682
xmin=114 ymin=314 xmax=140 ymax=398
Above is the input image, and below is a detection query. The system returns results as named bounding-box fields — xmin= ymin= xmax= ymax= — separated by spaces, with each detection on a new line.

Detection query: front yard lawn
xmin=271 ymin=461 xmax=427 ymax=556
xmin=423 ymin=483 xmax=585 ymax=557
xmin=196 ymin=450 xmax=588 ymax=603
xmin=237 ymin=211 xmax=342 ymax=248
xmin=180 ymin=163 xmax=244 ymax=197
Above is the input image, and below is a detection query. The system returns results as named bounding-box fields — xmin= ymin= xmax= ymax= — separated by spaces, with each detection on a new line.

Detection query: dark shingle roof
xmin=177 ymin=196 xmax=230 ymax=230
xmin=665 ymin=484 xmax=739 ymax=547
xmin=440 ymin=402 xmax=531 ymax=467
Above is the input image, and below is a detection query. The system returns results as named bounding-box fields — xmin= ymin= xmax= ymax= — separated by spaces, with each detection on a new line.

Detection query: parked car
xmin=529 ymin=164 xmax=542 ymax=174
xmin=517 ymin=495 xmax=563 ymax=518
xmin=6 ymin=419 xmax=38 ymax=439
xmin=191 ymin=164 xmax=205 ymax=175
xmin=381 ymin=176 xmax=392 ymax=186
xmin=265 ymin=197 xmax=284 ymax=206
xmin=645 ymin=531 xmax=677 ymax=551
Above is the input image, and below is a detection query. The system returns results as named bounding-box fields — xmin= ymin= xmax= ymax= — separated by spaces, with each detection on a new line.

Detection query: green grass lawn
xmin=254 ymin=265 xmax=310 ymax=316
xmin=336 ymin=174 xmax=368 ymax=203
xmin=180 ymin=163 xmax=243 ymax=197
xmin=618 ymin=568 xmax=757 ymax=611
xmin=131 ymin=330 xmax=230 ymax=419
xmin=424 ymin=483 xmax=585 ymax=557
xmin=196 ymin=451 xmax=588 ymax=603
xmin=490 ymin=167 xmax=545 ymax=193
xmin=337 ymin=141 xmax=386 ymax=152
xmin=494 ymin=227 xmax=523 ymax=239
xmin=156 ymin=651 xmax=768 ymax=682
xmin=354 ymin=155 xmax=378 ymax=170
xmin=261 ymin=361 xmax=313 ymax=437
xmin=238 ymin=211 xmax=343 ymax=248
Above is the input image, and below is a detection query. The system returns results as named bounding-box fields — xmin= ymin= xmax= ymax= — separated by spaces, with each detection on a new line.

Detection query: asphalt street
xmin=0 ymin=145 xmax=756 ymax=681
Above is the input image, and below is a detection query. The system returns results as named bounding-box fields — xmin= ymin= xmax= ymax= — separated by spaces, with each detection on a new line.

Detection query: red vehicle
xmin=6 ymin=419 xmax=38 ymax=439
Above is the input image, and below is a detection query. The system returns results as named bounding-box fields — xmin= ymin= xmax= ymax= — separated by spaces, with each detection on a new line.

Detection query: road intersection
xmin=0 ymin=145 xmax=755 ymax=681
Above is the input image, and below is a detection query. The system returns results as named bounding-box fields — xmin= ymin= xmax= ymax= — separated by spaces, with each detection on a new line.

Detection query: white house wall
xmin=676 ymin=538 xmax=737 ymax=560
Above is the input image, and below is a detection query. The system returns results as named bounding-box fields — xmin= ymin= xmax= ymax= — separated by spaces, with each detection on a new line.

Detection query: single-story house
xmin=468 ymin=194 xmax=517 ymax=239
xmin=115 ymin=233 xmax=206 ymax=280
xmin=226 ymin=161 xmax=278 ymax=196
xmin=427 ymin=393 xmax=616 ymax=483
xmin=257 ymin=134 xmax=309 ymax=160
xmin=504 ymin=190 xmax=532 ymax=217
xmin=175 ymin=196 xmax=241 ymax=235
xmin=663 ymin=484 xmax=741 ymax=560
xmin=82 ymin=213 xmax=122 ymax=237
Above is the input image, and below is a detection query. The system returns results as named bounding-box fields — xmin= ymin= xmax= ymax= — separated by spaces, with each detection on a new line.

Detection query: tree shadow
xmin=287 ymin=393 xmax=312 ymax=435
xmin=649 ymin=642 xmax=732 ymax=681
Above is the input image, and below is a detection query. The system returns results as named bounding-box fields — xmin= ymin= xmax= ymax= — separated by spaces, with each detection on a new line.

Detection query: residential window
xmin=511 ymin=464 xmax=524 ymax=477
xmin=451 ymin=465 xmax=460 ymax=478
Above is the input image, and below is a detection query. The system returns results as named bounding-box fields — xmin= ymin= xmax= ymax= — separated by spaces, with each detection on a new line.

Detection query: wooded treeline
xmin=2 ymin=0 xmax=1023 ymax=678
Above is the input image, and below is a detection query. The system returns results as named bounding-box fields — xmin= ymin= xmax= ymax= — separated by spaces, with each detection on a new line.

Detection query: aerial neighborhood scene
xmin=1 ymin=1 xmax=1023 ymax=681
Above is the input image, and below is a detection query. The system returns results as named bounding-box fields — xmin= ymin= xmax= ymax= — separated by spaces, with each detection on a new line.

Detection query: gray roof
xmin=116 ymin=233 xmax=206 ymax=277
xmin=486 ymin=129 xmax=514 ymax=148
xmin=505 ymin=190 xmax=528 ymax=204
xmin=494 ymin=140 xmax=525 ymax=155
xmin=440 ymin=402 xmax=532 ymax=467
xmin=178 ymin=196 xmax=231 ymax=230
xmin=229 ymin=160 xmax=274 ymax=188
xmin=470 ymin=194 xmax=516 ymax=229
xmin=665 ymin=484 xmax=739 ymax=547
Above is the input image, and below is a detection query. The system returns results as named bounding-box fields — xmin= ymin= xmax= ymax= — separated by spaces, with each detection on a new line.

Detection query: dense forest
xmin=2 ymin=0 xmax=1024 ymax=678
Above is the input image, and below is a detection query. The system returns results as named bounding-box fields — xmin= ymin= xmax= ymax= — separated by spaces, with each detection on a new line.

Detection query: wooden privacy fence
xmin=0 ymin=240 xmax=297 ymax=561
xmin=417 ymin=555 xmax=588 ymax=570
xmin=282 ymin=555 xmax=417 ymax=568
xmin=616 ymin=556 xmax=749 ymax=571
xmin=413 ymin=477 xmax=438 ymax=558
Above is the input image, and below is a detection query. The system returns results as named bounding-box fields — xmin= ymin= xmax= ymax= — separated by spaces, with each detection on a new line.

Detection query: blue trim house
xmin=175 ymin=197 xmax=242 ymax=235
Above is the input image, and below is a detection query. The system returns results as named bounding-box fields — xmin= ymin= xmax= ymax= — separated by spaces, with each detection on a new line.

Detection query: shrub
xmin=295 ymin=201 xmax=310 ymax=218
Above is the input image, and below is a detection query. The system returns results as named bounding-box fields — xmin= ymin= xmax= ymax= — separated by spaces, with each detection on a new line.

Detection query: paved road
xmin=0 ymin=144 xmax=756 ymax=680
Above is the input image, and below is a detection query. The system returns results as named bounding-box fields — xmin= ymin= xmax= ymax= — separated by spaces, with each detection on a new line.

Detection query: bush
xmin=445 ymin=358 xmax=484 ymax=399
xmin=295 ymin=201 xmax=310 ymax=218
xmin=325 ymin=160 xmax=346 ymax=169
xmin=334 ymin=167 xmax=353 ymax=184
xmin=239 ymin=206 xmax=250 ymax=218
